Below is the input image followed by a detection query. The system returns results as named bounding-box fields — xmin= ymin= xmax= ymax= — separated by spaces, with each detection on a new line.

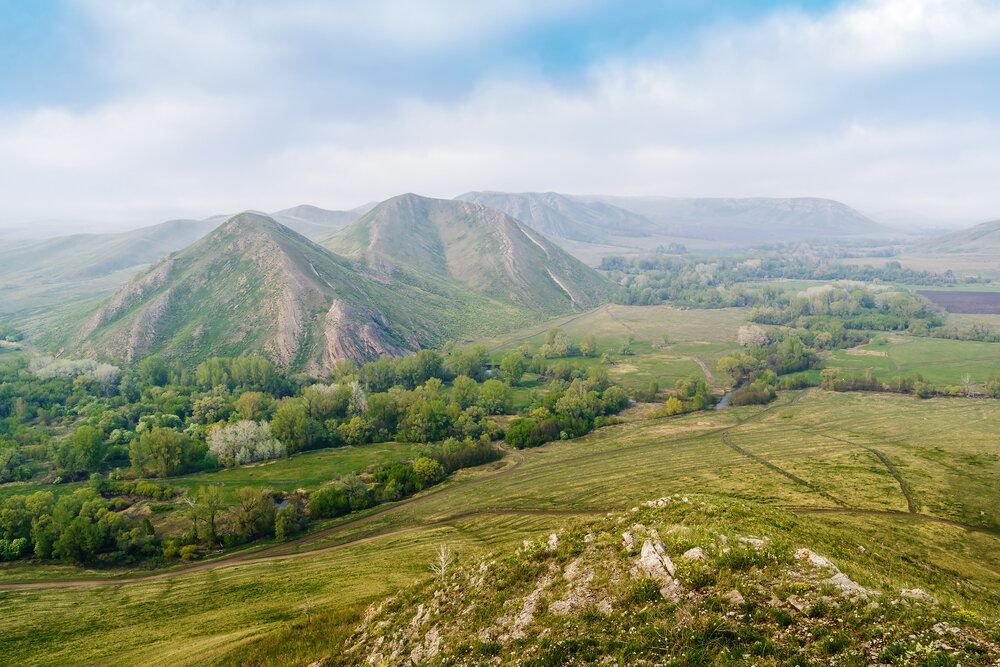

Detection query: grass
xmin=5 ymin=389 xmax=1000 ymax=664
xmin=481 ymin=303 xmax=745 ymax=388
xmin=827 ymin=334 xmax=1000 ymax=385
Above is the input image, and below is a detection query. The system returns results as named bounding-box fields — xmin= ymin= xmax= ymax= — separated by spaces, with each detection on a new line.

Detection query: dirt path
xmin=801 ymin=429 xmax=917 ymax=514
xmin=719 ymin=433 xmax=850 ymax=507
xmin=0 ymin=396 xmax=803 ymax=590
xmin=686 ymin=354 xmax=716 ymax=385
xmin=786 ymin=507 xmax=1000 ymax=536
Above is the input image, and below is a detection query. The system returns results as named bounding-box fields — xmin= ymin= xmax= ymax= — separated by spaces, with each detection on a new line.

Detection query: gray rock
xmin=682 ymin=547 xmax=707 ymax=560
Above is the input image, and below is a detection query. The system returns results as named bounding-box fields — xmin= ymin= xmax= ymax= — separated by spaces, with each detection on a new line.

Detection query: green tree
xmin=451 ymin=375 xmax=479 ymax=409
xmin=270 ymin=399 xmax=322 ymax=454
xmin=234 ymin=391 xmax=269 ymax=421
xmin=140 ymin=428 xmax=196 ymax=477
xmin=580 ymin=333 xmax=597 ymax=358
xmin=413 ymin=457 xmax=446 ymax=486
xmin=137 ymin=356 xmax=169 ymax=387
xmin=232 ymin=487 xmax=275 ymax=540
xmin=499 ymin=354 xmax=525 ymax=386
xmin=477 ymin=379 xmax=511 ymax=415
xmin=197 ymin=485 xmax=224 ymax=546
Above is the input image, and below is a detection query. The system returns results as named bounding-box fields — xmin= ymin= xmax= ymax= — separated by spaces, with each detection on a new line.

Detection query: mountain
xmin=270 ymin=203 xmax=375 ymax=238
xmin=583 ymin=195 xmax=886 ymax=243
xmin=320 ymin=193 xmax=612 ymax=314
xmin=910 ymin=219 xmax=1000 ymax=253
xmin=0 ymin=217 xmax=224 ymax=284
xmin=73 ymin=213 xmax=449 ymax=371
xmin=455 ymin=191 xmax=655 ymax=243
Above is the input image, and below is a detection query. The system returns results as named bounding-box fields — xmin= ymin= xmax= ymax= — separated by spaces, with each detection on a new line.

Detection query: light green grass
xmin=827 ymin=334 xmax=1000 ymax=385
xmin=4 ymin=389 xmax=1000 ymax=664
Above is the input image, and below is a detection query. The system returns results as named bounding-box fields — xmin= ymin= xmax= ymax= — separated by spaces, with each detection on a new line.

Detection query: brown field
xmin=918 ymin=290 xmax=1000 ymax=314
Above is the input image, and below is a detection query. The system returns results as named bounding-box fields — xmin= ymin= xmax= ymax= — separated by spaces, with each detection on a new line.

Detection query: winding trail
xmin=799 ymin=428 xmax=917 ymax=514
xmin=719 ymin=432 xmax=850 ymax=507
xmin=785 ymin=507 xmax=1000 ymax=536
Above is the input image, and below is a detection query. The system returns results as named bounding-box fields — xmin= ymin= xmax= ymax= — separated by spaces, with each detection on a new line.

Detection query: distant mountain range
xmin=72 ymin=196 xmax=611 ymax=370
xmin=458 ymin=192 xmax=888 ymax=246
xmin=909 ymin=219 xmax=1000 ymax=254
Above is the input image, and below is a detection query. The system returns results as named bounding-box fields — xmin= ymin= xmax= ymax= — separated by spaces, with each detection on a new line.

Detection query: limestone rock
xmin=682 ymin=547 xmax=707 ymax=560
xmin=637 ymin=539 xmax=675 ymax=578
xmin=901 ymin=588 xmax=937 ymax=603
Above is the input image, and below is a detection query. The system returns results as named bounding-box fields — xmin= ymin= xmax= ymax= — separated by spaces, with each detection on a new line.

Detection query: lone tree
xmin=430 ymin=544 xmax=454 ymax=580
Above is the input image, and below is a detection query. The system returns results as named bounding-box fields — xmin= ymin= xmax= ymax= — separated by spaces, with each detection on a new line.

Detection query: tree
xmin=207 ymin=421 xmax=285 ymax=466
xmin=57 ymin=425 xmax=105 ymax=478
xmin=136 ymin=356 xmax=169 ymax=387
xmin=429 ymin=544 xmax=454 ymax=580
xmin=196 ymin=485 xmax=224 ymax=546
xmin=477 ymin=379 xmax=510 ymax=415
xmin=499 ymin=354 xmax=525 ymax=386
xmin=234 ymin=391 xmax=269 ymax=421
xmin=141 ymin=428 xmax=196 ymax=477
xmin=738 ymin=324 xmax=769 ymax=347
xmin=451 ymin=375 xmax=478 ymax=409
xmin=413 ymin=457 xmax=446 ymax=486
xmin=271 ymin=399 xmax=322 ymax=454
xmin=580 ymin=333 xmax=597 ymax=358
xmin=232 ymin=487 xmax=275 ymax=539
xmin=275 ymin=504 xmax=303 ymax=541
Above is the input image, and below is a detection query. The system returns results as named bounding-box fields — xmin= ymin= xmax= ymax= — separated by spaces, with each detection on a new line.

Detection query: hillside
xmin=583 ymin=195 xmax=887 ymax=244
xmin=911 ymin=219 xmax=1000 ymax=254
xmin=321 ymin=193 xmax=612 ymax=313
xmin=339 ymin=495 xmax=999 ymax=665
xmin=270 ymin=203 xmax=375 ymax=238
xmin=73 ymin=213 xmax=450 ymax=370
xmin=455 ymin=191 xmax=655 ymax=243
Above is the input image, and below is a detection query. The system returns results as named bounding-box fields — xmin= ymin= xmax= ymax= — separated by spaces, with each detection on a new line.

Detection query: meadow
xmin=826 ymin=334 xmax=1000 ymax=385
xmin=483 ymin=303 xmax=746 ymax=388
xmin=4 ymin=388 xmax=1000 ymax=665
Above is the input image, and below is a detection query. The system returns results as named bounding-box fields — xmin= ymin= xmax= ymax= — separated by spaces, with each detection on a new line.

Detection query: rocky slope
xmin=321 ymin=193 xmax=612 ymax=313
xmin=335 ymin=495 xmax=999 ymax=665
xmin=74 ymin=213 xmax=443 ymax=371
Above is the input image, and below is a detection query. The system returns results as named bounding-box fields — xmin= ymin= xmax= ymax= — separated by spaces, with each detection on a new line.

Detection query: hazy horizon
xmin=2 ymin=1 xmax=998 ymax=235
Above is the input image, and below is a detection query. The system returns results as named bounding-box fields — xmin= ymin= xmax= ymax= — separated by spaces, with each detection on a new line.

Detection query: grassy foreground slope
xmin=3 ymin=390 xmax=1000 ymax=664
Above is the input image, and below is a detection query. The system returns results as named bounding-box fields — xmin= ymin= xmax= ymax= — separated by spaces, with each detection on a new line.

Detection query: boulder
xmin=637 ymin=539 xmax=675 ymax=578
xmin=682 ymin=547 xmax=707 ymax=560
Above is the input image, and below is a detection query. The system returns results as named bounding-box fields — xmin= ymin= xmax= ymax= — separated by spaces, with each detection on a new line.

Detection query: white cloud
xmin=1 ymin=0 xmax=999 ymax=231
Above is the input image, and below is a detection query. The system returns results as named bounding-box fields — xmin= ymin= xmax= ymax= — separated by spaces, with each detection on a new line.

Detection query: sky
xmin=1 ymin=0 xmax=998 ymax=235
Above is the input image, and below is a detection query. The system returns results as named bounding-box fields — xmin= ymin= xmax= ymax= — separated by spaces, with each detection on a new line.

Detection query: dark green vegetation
xmin=0 ymin=335 xmax=639 ymax=568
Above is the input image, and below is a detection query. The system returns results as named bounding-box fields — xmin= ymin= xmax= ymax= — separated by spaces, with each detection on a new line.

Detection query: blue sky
xmin=0 ymin=0 xmax=998 ymax=233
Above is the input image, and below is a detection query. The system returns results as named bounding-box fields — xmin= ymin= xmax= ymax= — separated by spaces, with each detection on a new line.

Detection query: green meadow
xmin=4 ymin=389 xmax=1000 ymax=665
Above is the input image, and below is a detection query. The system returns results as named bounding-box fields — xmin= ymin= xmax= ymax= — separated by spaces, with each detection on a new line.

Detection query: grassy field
xmin=4 ymin=388 xmax=1000 ymax=664
xmin=826 ymin=334 xmax=1000 ymax=385
xmin=482 ymin=303 xmax=745 ymax=388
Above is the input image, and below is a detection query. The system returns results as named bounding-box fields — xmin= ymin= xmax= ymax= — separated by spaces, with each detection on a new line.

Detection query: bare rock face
xmin=637 ymin=539 xmax=675 ymax=579
xmin=793 ymin=548 xmax=877 ymax=597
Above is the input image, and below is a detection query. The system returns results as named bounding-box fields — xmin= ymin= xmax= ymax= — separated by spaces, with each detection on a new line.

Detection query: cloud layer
xmin=1 ymin=0 xmax=998 ymax=232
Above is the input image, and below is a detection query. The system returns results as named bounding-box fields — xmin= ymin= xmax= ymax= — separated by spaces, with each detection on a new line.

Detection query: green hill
xmin=72 ymin=213 xmax=452 ymax=371
xmin=339 ymin=495 xmax=999 ymax=665
xmin=911 ymin=219 xmax=1000 ymax=253
xmin=72 ymin=203 xmax=610 ymax=371
xmin=320 ymin=193 xmax=612 ymax=313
